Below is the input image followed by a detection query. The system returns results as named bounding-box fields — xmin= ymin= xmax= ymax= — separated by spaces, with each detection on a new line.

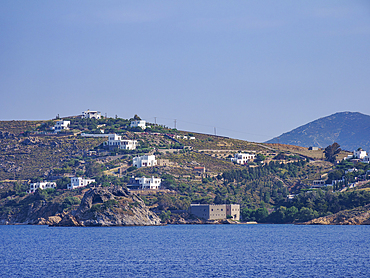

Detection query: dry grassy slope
xmin=134 ymin=151 xmax=242 ymax=179
xmin=0 ymin=120 xmax=340 ymax=182
xmin=0 ymin=121 xmax=41 ymax=135
xmin=161 ymin=152 xmax=240 ymax=173
xmin=0 ymin=136 xmax=104 ymax=180
xmin=265 ymin=143 xmax=351 ymax=160
xmin=175 ymin=131 xmax=269 ymax=151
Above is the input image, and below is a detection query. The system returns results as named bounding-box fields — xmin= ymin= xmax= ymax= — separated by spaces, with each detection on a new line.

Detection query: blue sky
xmin=1 ymin=1 xmax=369 ymax=142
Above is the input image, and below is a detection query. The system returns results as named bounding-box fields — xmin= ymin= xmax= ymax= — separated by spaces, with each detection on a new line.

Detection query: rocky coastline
xmin=0 ymin=186 xmax=161 ymax=227
xmin=303 ymin=204 xmax=370 ymax=225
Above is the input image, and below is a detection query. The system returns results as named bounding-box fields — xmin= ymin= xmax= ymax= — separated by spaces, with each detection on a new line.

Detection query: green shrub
xmin=91 ymin=204 xmax=102 ymax=212
xmin=103 ymin=199 xmax=118 ymax=209
xmin=62 ymin=196 xmax=81 ymax=209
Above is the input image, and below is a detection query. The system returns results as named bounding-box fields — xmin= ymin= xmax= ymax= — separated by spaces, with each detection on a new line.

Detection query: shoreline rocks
xmin=52 ymin=186 xmax=161 ymax=227
xmin=303 ymin=204 xmax=370 ymax=225
xmin=1 ymin=186 xmax=162 ymax=227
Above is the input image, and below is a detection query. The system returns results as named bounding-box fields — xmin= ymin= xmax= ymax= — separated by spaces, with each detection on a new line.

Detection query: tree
xmin=255 ymin=207 xmax=268 ymax=222
xmin=85 ymin=162 xmax=104 ymax=177
xmin=285 ymin=206 xmax=298 ymax=223
xmin=56 ymin=177 xmax=71 ymax=189
xmin=255 ymin=153 xmax=266 ymax=163
xmin=297 ymin=207 xmax=318 ymax=222
xmin=324 ymin=143 xmax=341 ymax=163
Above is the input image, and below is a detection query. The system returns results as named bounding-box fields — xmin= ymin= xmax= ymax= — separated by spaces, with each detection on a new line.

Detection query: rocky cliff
xmin=0 ymin=186 xmax=161 ymax=226
xmin=55 ymin=186 xmax=161 ymax=226
xmin=304 ymin=204 xmax=370 ymax=225
xmin=0 ymin=190 xmax=64 ymax=225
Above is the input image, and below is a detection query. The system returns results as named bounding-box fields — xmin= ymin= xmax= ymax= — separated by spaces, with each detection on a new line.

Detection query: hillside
xmin=266 ymin=112 xmax=370 ymax=152
xmin=1 ymin=117 xmax=370 ymax=225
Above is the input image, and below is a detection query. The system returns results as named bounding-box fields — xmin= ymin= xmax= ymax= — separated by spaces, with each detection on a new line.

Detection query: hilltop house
xmin=68 ymin=177 xmax=95 ymax=190
xmin=127 ymin=176 xmax=161 ymax=190
xmin=193 ymin=167 xmax=206 ymax=176
xmin=353 ymin=149 xmax=367 ymax=159
xmin=103 ymin=134 xmax=138 ymax=150
xmin=190 ymin=204 xmax=240 ymax=221
xmin=193 ymin=166 xmax=205 ymax=173
xmin=311 ymin=180 xmax=327 ymax=188
xmin=82 ymin=110 xmax=101 ymax=120
xmin=231 ymin=153 xmax=256 ymax=165
xmin=51 ymin=120 xmax=70 ymax=133
xmin=133 ymin=155 xmax=157 ymax=168
xmin=130 ymin=120 xmax=146 ymax=130
xmin=27 ymin=181 xmax=56 ymax=194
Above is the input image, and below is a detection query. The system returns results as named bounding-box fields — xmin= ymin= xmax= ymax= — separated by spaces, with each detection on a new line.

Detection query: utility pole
xmin=174 ymin=119 xmax=177 ymax=129
xmin=154 ymin=117 xmax=157 ymax=125
xmin=214 ymin=127 xmax=216 ymax=136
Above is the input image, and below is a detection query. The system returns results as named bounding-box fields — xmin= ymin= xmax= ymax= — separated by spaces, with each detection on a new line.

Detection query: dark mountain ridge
xmin=266 ymin=112 xmax=370 ymax=152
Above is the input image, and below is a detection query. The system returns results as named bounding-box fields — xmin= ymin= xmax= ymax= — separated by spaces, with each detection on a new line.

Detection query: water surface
xmin=1 ymin=224 xmax=369 ymax=277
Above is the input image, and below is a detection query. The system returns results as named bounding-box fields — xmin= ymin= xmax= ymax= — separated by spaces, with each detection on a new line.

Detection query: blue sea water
xmin=0 ymin=224 xmax=369 ymax=278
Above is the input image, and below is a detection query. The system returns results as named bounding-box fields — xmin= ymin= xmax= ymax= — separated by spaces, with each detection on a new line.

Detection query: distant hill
xmin=265 ymin=112 xmax=370 ymax=152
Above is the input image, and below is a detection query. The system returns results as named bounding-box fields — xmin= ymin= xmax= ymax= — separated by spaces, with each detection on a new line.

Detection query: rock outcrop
xmin=0 ymin=131 xmax=15 ymax=139
xmin=0 ymin=190 xmax=63 ymax=225
xmin=304 ymin=204 xmax=370 ymax=225
xmin=53 ymin=186 xmax=161 ymax=226
xmin=0 ymin=186 xmax=161 ymax=226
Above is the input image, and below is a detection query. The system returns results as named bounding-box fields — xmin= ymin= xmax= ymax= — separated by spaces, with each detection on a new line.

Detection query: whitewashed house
xmin=363 ymin=155 xmax=370 ymax=163
xmin=103 ymin=134 xmax=138 ymax=150
xmin=120 ymin=140 xmax=138 ymax=150
xmin=311 ymin=180 xmax=326 ymax=188
xmin=68 ymin=177 xmax=95 ymax=190
xmin=133 ymin=155 xmax=157 ymax=168
xmin=52 ymin=120 xmax=70 ymax=132
xmin=231 ymin=153 xmax=256 ymax=165
xmin=28 ymin=181 xmax=56 ymax=194
xmin=130 ymin=120 xmax=146 ymax=130
xmin=345 ymin=168 xmax=358 ymax=174
xmin=353 ymin=149 xmax=367 ymax=159
xmin=82 ymin=110 xmax=101 ymax=119
xmin=128 ymin=176 xmax=161 ymax=190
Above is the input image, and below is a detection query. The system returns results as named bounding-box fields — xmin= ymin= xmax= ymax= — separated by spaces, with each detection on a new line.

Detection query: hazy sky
xmin=1 ymin=1 xmax=370 ymax=142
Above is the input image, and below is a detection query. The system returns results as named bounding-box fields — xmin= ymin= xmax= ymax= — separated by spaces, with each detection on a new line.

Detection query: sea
xmin=0 ymin=224 xmax=369 ymax=278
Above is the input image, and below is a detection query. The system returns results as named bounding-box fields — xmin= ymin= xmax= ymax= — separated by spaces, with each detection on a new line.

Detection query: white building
xmin=353 ymin=149 xmax=367 ymax=159
xmin=128 ymin=176 xmax=161 ymax=190
xmin=68 ymin=177 xmax=96 ymax=190
xmin=231 ymin=153 xmax=256 ymax=165
xmin=52 ymin=120 xmax=70 ymax=132
xmin=133 ymin=155 xmax=157 ymax=168
xmin=82 ymin=110 xmax=101 ymax=120
xmin=345 ymin=168 xmax=358 ymax=174
xmin=363 ymin=155 xmax=370 ymax=163
xmin=28 ymin=181 xmax=56 ymax=194
xmin=103 ymin=134 xmax=138 ymax=150
xmin=130 ymin=120 xmax=146 ymax=130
